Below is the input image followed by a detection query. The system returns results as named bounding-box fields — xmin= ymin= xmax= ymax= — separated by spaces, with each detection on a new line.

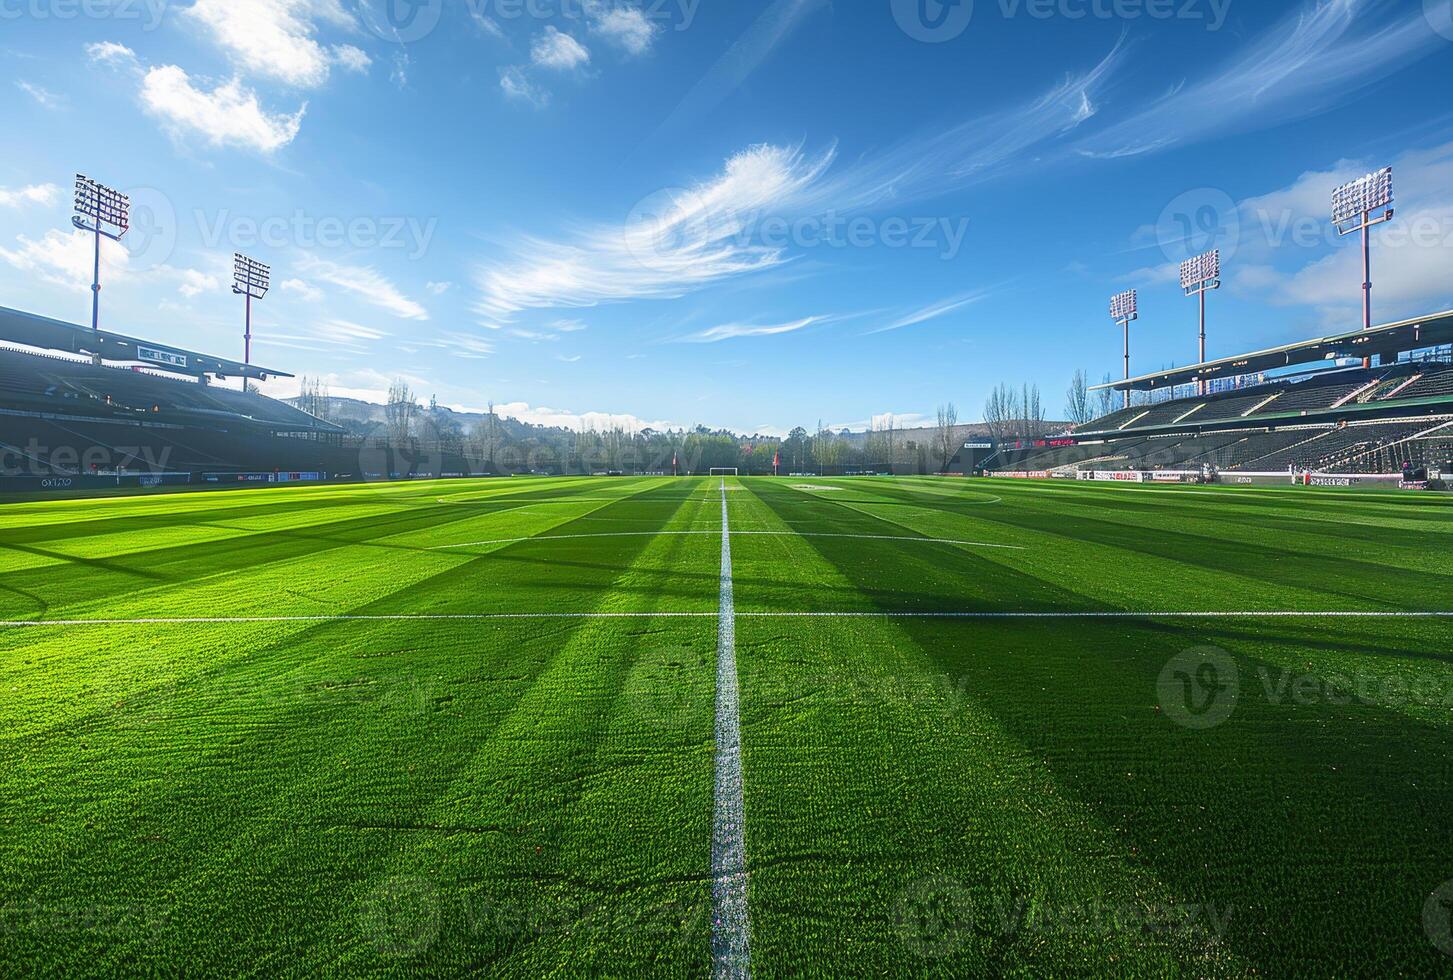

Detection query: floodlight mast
xmin=1180 ymin=249 xmax=1221 ymax=395
xmin=70 ymin=174 xmax=130 ymax=337
xmin=232 ymin=253 xmax=270 ymax=393
xmin=1109 ymin=289 xmax=1138 ymax=409
xmin=1331 ymin=167 xmax=1393 ymax=367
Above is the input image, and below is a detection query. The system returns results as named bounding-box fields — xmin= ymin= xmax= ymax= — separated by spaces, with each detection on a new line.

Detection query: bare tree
xmin=1065 ymin=369 xmax=1092 ymax=426
xmin=385 ymin=378 xmax=417 ymax=445
xmin=1023 ymin=383 xmax=1045 ymax=440
xmin=1095 ymin=372 xmax=1118 ymax=420
xmin=935 ymin=402 xmax=961 ymax=472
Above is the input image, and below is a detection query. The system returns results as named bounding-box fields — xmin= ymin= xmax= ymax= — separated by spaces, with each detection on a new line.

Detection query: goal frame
xmin=708 ymin=468 xmax=739 ymax=477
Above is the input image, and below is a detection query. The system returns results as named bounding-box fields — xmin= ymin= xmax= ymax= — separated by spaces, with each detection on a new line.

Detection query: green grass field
xmin=2 ymin=475 xmax=1452 ymax=976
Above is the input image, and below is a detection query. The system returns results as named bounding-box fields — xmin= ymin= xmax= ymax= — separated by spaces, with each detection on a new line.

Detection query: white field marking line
xmin=711 ymin=478 xmax=752 ymax=979
xmin=427 ymin=530 xmax=1024 ymax=551
xmin=4 ymin=611 xmax=1453 ymax=628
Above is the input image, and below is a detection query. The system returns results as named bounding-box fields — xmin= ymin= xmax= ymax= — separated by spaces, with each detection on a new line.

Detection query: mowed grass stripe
xmin=726 ymin=480 xmax=1248 ymax=975
xmin=0 ymin=479 xmax=723 ymax=976
xmin=744 ymin=477 xmax=1453 ymax=974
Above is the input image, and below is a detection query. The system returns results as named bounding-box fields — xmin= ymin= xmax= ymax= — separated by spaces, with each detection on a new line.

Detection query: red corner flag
xmin=773 ymin=450 xmax=780 ymax=476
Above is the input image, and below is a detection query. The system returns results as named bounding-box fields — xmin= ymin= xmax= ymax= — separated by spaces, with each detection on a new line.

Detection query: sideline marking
xmin=711 ymin=478 xmax=751 ymax=978
xmin=4 ymin=611 xmax=1452 ymax=628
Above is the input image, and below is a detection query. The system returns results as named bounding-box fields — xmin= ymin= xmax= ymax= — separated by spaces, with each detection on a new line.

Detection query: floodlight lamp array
xmin=1109 ymin=289 xmax=1138 ymax=323
xmin=1180 ymin=249 xmax=1221 ymax=293
xmin=1332 ymin=167 xmax=1393 ymax=228
xmin=232 ymin=253 xmax=271 ymax=297
xmin=72 ymin=174 xmax=130 ymax=234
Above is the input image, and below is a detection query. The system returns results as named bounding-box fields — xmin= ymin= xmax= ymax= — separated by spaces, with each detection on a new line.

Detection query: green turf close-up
xmin=2 ymin=475 xmax=1452 ymax=976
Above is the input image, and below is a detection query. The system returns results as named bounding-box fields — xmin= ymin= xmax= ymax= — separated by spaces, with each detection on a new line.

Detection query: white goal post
xmin=708 ymin=468 xmax=739 ymax=477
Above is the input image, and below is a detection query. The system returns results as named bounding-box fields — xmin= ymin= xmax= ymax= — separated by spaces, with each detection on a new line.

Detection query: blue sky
xmin=2 ymin=0 xmax=1452 ymax=434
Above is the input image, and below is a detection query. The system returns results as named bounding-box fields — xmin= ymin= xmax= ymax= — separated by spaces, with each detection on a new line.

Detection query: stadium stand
xmin=985 ymin=311 xmax=1453 ymax=481
xmin=0 ymin=305 xmax=366 ymax=490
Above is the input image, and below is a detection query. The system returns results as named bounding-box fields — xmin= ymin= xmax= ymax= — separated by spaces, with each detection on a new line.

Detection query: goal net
xmin=708 ymin=468 xmax=739 ymax=477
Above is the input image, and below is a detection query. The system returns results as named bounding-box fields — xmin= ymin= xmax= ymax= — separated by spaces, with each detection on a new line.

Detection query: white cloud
xmin=296 ymin=255 xmax=428 ymax=320
xmin=0 ymin=228 xmax=129 ymax=290
xmin=500 ymin=66 xmax=548 ymax=106
xmin=170 ymin=266 xmax=220 ymax=298
xmin=1074 ymin=0 xmax=1444 ymax=159
xmin=475 ymin=143 xmax=832 ymax=319
xmin=17 ymin=81 xmax=64 ymax=109
xmin=866 ymin=291 xmax=989 ymax=335
xmin=426 ymin=280 xmax=452 ymax=295
xmin=557 ymin=354 xmax=582 ymax=362
xmin=1228 ymin=141 xmax=1453 ymax=324
xmin=184 ymin=0 xmax=360 ymax=88
xmin=0 ymin=183 xmax=60 ymax=208
xmin=85 ymin=41 xmax=139 ymax=69
xmin=332 ymin=45 xmax=371 ymax=74
xmin=552 ymin=318 xmax=587 ymax=332
xmin=279 ymin=277 xmax=323 ymax=301
xmin=684 ymin=316 xmax=826 ymax=343
xmin=140 ymin=65 xmax=305 ymax=154
xmin=589 ymin=3 xmax=659 ymax=56
xmin=491 ymin=401 xmax=676 ymax=431
xmin=531 ymin=26 xmax=590 ymax=70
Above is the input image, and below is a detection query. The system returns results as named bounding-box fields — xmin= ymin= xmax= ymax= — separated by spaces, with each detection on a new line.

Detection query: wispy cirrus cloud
xmin=865 ymin=290 xmax=992 ymax=335
xmin=296 ymin=255 xmax=428 ymax=320
xmin=1073 ymin=0 xmax=1445 ymax=160
xmin=474 ymin=142 xmax=833 ymax=320
xmin=682 ymin=315 xmax=829 ymax=343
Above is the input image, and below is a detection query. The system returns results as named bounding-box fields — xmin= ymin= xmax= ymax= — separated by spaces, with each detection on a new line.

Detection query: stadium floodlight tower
xmin=1109 ymin=289 xmax=1138 ymax=409
xmin=232 ymin=253 xmax=270 ymax=393
xmin=71 ymin=174 xmax=130 ymax=336
xmin=1331 ymin=166 xmax=1394 ymax=366
xmin=1180 ymin=249 xmax=1220 ymax=395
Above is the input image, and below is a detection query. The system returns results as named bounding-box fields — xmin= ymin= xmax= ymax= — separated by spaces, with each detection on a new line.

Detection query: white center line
xmin=711 ymin=478 xmax=752 ymax=979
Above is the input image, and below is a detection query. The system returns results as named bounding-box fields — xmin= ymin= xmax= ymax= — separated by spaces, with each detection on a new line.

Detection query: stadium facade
xmin=976 ymin=310 xmax=1453 ymax=485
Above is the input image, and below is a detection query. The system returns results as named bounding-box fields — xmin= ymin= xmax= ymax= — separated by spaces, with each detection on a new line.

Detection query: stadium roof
xmin=1091 ymin=309 xmax=1453 ymax=393
xmin=0 ymin=305 xmax=290 ymax=381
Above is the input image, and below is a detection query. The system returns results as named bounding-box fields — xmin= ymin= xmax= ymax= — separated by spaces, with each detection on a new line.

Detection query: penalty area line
xmin=429 ymin=530 xmax=1024 ymax=551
